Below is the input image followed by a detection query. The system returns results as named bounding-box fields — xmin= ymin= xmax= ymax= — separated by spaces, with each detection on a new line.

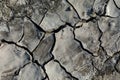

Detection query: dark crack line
xmin=6 ymin=22 xmax=10 ymax=32
xmin=41 ymin=33 xmax=79 ymax=79
xmin=33 ymin=33 xmax=56 ymax=80
xmin=115 ymin=36 xmax=120 ymax=52
xmin=103 ymin=15 xmax=119 ymax=18
xmin=95 ymin=0 xmax=110 ymax=17
xmin=56 ymin=12 xmax=80 ymax=27
xmin=1 ymin=62 xmax=30 ymax=79
xmin=51 ymin=32 xmax=78 ymax=80
xmin=51 ymin=22 xmax=75 ymax=33
xmin=18 ymin=26 xmax=24 ymax=42
xmin=26 ymin=16 xmax=46 ymax=33
xmin=91 ymin=59 xmax=102 ymax=76
xmin=1 ymin=39 xmax=34 ymax=62
xmin=72 ymin=29 xmax=96 ymax=57
xmin=51 ymin=24 xmax=66 ymax=33
xmin=32 ymin=33 xmax=45 ymax=53
xmin=66 ymin=0 xmax=81 ymax=19
xmin=14 ymin=62 xmax=31 ymax=76
xmin=96 ymin=21 xmax=109 ymax=58
xmin=54 ymin=60 xmax=79 ymax=80
xmin=42 ymin=33 xmax=56 ymax=66
xmin=41 ymin=33 xmax=56 ymax=80
xmin=1 ymin=39 xmax=50 ymax=80
xmin=33 ymin=60 xmax=50 ymax=80
xmin=113 ymin=51 xmax=120 ymax=74
xmin=113 ymin=0 xmax=120 ymax=9
xmin=39 ymin=10 xmax=48 ymax=25
xmin=101 ymin=51 xmax=120 ymax=74
xmin=81 ymin=16 xmax=97 ymax=23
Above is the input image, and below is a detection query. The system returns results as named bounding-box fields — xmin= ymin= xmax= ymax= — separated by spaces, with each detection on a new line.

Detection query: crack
xmin=14 ymin=62 xmax=31 ymax=76
xmin=80 ymin=16 xmax=97 ymax=23
xmin=1 ymin=39 xmax=34 ymax=62
xmin=33 ymin=60 xmax=50 ymax=80
xmin=1 ymin=39 xmax=51 ymax=80
xmin=54 ymin=60 xmax=79 ymax=80
xmin=38 ymin=10 xmax=48 ymax=25
xmin=114 ymin=55 xmax=120 ymax=73
xmin=32 ymin=33 xmax=45 ymax=53
xmin=18 ymin=25 xmax=24 ymax=42
xmin=96 ymin=21 xmax=108 ymax=57
xmin=72 ymin=28 xmax=96 ymax=57
xmin=33 ymin=33 xmax=56 ymax=80
xmin=100 ymin=51 xmax=120 ymax=75
xmin=26 ymin=16 xmax=46 ymax=33
xmin=113 ymin=0 xmax=120 ymax=9
xmin=51 ymin=24 xmax=67 ymax=33
xmin=1 ymin=62 xmax=31 ymax=80
xmin=39 ymin=32 xmax=79 ymax=79
xmin=95 ymin=0 xmax=110 ymax=17
xmin=6 ymin=22 xmax=10 ymax=32
xmin=115 ymin=36 xmax=120 ymax=52
xmin=91 ymin=59 xmax=103 ymax=76
xmin=41 ymin=33 xmax=56 ymax=80
xmin=66 ymin=0 xmax=81 ymax=19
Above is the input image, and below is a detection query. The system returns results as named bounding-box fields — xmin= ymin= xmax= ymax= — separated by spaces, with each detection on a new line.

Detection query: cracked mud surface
xmin=0 ymin=0 xmax=120 ymax=80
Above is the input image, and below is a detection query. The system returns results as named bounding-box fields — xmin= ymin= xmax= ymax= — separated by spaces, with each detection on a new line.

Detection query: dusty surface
xmin=0 ymin=0 xmax=120 ymax=80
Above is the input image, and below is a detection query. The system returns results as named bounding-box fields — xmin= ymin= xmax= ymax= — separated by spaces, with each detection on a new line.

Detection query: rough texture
xmin=0 ymin=0 xmax=120 ymax=80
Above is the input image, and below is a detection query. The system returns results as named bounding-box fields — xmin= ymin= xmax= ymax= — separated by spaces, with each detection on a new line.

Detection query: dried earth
xmin=0 ymin=0 xmax=120 ymax=80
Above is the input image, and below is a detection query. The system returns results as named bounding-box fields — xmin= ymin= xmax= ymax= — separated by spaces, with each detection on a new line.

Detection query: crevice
xmin=51 ymin=24 xmax=66 ymax=33
xmin=95 ymin=0 xmax=110 ymax=17
xmin=103 ymin=15 xmax=119 ymax=18
xmin=113 ymin=51 xmax=120 ymax=74
xmin=26 ymin=16 xmax=46 ymax=33
xmin=66 ymin=0 xmax=81 ymax=20
xmin=39 ymin=10 xmax=48 ymax=25
xmin=1 ymin=39 xmax=51 ymax=80
xmin=54 ymin=60 xmax=79 ymax=80
xmin=52 ymin=27 xmax=88 ymax=79
xmin=32 ymin=33 xmax=45 ymax=53
xmin=72 ymin=28 xmax=96 ymax=57
xmin=113 ymin=0 xmax=120 ymax=9
xmin=39 ymin=33 xmax=79 ymax=80
xmin=91 ymin=59 xmax=102 ymax=76
xmin=80 ymin=16 xmax=97 ymax=23
xmin=42 ymin=33 xmax=56 ymax=66
xmin=41 ymin=33 xmax=56 ymax=80
xmin=33 ymin=33 xmax=56 ymax=80
xmin=51 ymin=22 xmax=75 ymax=33
xmin=33 ymin=60 xmax=50 ymax=80
xmin=96 ymin=21 xmax=108 ymax=57
xmin=1 ymin=39 xmax=34 ymax=62
xmin=14 ymin=62 xmax=31 ymax=76
xmin=18 ymin=26 xmax=24 ymax=42
xmin=1 ymin=62 xmax=31 ymax=79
